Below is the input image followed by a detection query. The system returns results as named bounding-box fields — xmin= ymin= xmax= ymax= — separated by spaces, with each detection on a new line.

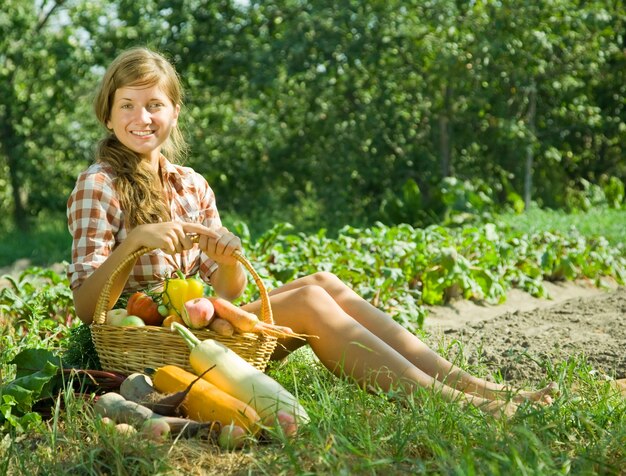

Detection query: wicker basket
xmin=91 ymin=247 xmax=278 ymax=374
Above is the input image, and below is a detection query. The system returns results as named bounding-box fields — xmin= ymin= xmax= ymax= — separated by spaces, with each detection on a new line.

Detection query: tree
xmin=469 ymin=0 xmax=621 ymax=209
xmin=0 ymin=0 xmax=99 ymax=231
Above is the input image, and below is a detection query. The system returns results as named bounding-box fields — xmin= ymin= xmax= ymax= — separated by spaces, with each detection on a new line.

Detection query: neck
xmin=145 ymin=151 xmax=161 ymax=173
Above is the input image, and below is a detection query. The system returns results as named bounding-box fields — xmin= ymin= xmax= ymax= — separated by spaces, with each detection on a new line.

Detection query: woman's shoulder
xmin=77 ymin=162 xmax=117 ymax=181
xmin=72 ymin=162 xmax=118 ymax=195
xmin=165 ymin=159 xmax=200 ymax=178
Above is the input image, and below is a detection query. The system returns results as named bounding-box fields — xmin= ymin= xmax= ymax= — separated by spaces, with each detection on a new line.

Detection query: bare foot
xmin=479 ymin=400 xmax=519 ymax=419
xmin=512 ymin=381 xmax=559 ymax=405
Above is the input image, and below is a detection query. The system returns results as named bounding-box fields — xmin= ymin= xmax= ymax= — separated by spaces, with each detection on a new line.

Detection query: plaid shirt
xmin=67 ymin=156 xmax=221 ymax=293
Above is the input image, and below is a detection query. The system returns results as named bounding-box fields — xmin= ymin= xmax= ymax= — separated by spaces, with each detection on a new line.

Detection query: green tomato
xmin=157 ymin=304 xmax=169 ymax=317
xmin=118 ymin=315 xmax=146 ymax=327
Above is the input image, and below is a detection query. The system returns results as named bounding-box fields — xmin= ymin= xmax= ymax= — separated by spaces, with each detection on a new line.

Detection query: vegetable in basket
xmin=181 ymin=297 xmax=215 ymax=329
xmin=162 ymin=271 xmax=205 ymax=319
xmin=126 ymin=292 xmax=163 ymax=326
xmin=209 ymin=296 xmax=306 ymax=337
xmin=106 ymin=309 xmax=128 ymax=326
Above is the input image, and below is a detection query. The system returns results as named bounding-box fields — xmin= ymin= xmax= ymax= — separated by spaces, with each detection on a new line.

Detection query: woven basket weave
xmin=91 ymin=247 xmax=277 ymax=374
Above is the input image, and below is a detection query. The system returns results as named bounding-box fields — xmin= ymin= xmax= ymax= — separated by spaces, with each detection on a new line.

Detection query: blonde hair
xmin=94 ymin=47 xmax=187 ymax=227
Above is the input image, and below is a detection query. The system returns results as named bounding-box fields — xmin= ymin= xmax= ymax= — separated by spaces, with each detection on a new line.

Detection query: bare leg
xmin=242 ymin=284 xmax=517 ymax=417
xmin=249 ymin=272 xmax=557 ymax=404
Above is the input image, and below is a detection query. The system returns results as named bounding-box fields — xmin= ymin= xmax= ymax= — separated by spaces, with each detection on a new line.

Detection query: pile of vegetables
xmin=106 ymin=272 xmax=298 ymax=339
xmin=93 ymin=323 xmax=310 ymax=449
xmin=87 ymin=269 xmax=311 ymax=448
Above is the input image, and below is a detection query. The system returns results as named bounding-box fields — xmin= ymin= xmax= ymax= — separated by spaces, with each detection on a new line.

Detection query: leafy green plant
xmin=0 ymin=266 xmax=74 ymax=328
xmin=379 ymin=178 xmax=430 ymax=228
xmin=234 ymin=220 xmax=624 ymax=333
xmin=565 ymin=176 xmax=625 ymax=212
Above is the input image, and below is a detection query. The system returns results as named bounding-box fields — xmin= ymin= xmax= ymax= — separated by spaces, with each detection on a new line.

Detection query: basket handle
xmin=92 ymin=247 xmax=273 ymax=326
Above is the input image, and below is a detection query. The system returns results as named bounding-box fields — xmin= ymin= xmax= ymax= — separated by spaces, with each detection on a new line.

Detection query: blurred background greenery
xmin=1 ymin=0 xmax=624 ymax=266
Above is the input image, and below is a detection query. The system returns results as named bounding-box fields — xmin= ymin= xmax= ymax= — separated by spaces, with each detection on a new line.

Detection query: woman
xmin=68 ymin=47 xmax=557 ymax=418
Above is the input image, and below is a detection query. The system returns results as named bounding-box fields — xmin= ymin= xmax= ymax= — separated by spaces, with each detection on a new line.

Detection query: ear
xmin=172 ymin=104 xmax=180 ymax=125
xmin=106 ymin=118 xmax=113 ymax=129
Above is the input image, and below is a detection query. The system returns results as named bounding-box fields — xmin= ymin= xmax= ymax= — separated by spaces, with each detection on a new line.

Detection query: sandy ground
xmin=423 ymin=281 xmax=626 ymax=385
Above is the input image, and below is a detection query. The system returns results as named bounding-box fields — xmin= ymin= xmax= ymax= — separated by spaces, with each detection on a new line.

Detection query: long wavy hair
xmin=93 ymin=47 xmax=187 ymax=227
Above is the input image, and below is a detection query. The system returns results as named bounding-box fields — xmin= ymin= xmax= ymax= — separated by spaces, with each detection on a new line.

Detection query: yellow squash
xmin=152 ymin=365 xmax=261 ymax=433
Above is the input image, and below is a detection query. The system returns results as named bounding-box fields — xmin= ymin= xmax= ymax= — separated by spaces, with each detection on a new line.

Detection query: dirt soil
xmin=423 ymin=282 xmax=626 ymax=385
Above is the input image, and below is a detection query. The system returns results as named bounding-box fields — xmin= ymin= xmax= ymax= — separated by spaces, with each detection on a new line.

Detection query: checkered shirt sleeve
xmin=67 ymin=165 xmax=122 ymax=291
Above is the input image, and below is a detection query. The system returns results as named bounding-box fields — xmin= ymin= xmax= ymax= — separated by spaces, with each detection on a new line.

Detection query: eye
xmin=149 ymin=102 xmax=165 ymax=109
xmin=121 ymin=103 xmax=133 ymax=109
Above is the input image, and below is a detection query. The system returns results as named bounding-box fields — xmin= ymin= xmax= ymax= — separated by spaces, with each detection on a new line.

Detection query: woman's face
xmin=107 ymin=83 xmax=180 ymax=163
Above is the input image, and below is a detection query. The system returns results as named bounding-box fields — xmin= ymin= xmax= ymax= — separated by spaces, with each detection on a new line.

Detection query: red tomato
xmin=126 ymin=292 xmax=163 ymax=326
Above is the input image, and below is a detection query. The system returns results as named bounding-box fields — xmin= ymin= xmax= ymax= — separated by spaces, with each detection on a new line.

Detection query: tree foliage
xmin=0 ymin=0 xmax=624 ymax=234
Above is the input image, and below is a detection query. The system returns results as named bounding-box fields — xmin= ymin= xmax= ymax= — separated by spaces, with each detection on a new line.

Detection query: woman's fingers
xmin=215 ymin=229 xmax=241 ymax=256
xmin=166 ymin=223 xmax=191 ymax=254
xmin=192 ymin=226 xmax=242 ymax=263
xmin=132 ymin=222 xmax=225 ymax=255
xmin=183 ymin=222 xmax=220 ymax=239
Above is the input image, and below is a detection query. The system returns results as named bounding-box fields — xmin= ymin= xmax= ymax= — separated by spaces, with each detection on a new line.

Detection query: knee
xmin=285 ymin=284 xmax=346 ymax=319
xmin=276 ymin=284 xmax=340 ymax=334
xmin=308 ymin=271 xmax=344 ymax=289
xmin=291 ymin=284 xmax=331 ymax=307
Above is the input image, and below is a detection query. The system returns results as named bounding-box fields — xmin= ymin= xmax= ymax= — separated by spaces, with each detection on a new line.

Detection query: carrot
xmin=251 ymin=322 xmax=310 ymax=340
xmin=209 ymin=296 xmax=310 ymax=339
xmin=208 ymin=296 xmax=258 ymax=332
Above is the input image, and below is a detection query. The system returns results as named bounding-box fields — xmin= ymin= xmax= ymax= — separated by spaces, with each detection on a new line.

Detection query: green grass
xmin=1 ymin=343 xmax=625 ymax=474
xmin=497 ymin=207 xmax=626 ymax=245
xmin=0 ymin=217 xmax=71 ymax=268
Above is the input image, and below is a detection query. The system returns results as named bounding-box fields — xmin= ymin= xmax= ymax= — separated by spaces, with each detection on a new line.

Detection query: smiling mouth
xmin=131 ymin=130 xmax=154 ymax=136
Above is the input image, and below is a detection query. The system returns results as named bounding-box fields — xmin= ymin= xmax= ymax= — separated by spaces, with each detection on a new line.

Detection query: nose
xmin=135 ymin=107 xmax=152 ymax=124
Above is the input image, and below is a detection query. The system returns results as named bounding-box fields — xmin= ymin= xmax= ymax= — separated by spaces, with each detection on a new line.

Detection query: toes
xmin=540 ymin=382 xmax=559 ymax=404
xmin=547 ymin=381 xmax=560 ymax=395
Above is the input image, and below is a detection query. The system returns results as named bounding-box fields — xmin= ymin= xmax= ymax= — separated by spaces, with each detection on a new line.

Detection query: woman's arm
xmin=210 ymin=262 xmax=247 ymax=301
xmin=73 ymin=222 xmax=197 ymax=324
xmin=72 ymin=231 xmax=143 ymax=324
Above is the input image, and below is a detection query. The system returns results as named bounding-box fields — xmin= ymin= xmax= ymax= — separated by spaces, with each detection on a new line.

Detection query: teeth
xmin=132 ymin=131 xmax=153 ymax=136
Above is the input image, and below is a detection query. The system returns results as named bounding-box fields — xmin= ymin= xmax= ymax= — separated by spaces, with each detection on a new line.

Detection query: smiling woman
xmin=67 ymin=47 xmax=246 ymax=322
xmin=66 ymin=47 xmax=559 ymax=423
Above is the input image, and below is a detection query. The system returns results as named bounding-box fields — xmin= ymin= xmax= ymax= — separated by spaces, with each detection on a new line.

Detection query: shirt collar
xmin=158 ymin=155 xmax=184 ymax=193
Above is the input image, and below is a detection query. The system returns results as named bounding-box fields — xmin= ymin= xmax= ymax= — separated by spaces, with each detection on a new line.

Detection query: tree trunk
xmin=1 ymin=92 xmax=30 ymax=233
xmin=524 ymin=82 xmax=537 ymax=210
xmin=439 ymin=84 xmax=452 ymax=178
xmin=3 ymin=128 xmax=30 ymax=233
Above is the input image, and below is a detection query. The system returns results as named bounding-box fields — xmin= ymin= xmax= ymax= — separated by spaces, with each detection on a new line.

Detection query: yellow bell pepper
xmin=162 ymin=271 xmax=205 ymax=318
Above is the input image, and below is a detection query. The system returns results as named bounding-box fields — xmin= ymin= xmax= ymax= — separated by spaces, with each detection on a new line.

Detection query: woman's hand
xmin=184 ymin=223 xmax=247 ymax=300
xmin=126 ymin=222 xmax=196 ymax=255
xmin=194 ymin=226 xmax=242 ymax=266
